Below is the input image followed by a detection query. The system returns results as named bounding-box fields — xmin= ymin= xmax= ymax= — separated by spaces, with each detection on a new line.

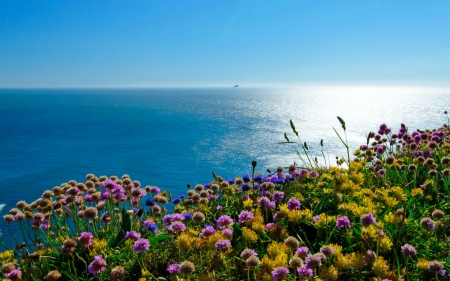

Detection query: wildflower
xmin=265 ymin=222 xmax=276 ymax=231
xmin=372 ymin=257 xmax=389 ymax=277
xmin=133 ymin=238 xmax=150 ymax=253
xmin=287 ymin=198 xmax=301 ymax=210
xmin=289 ymin=256 xmax=303 ymax=268
xmin=125 ymin=231 xmax=141 ymax=241
xmin=5 ymin=268 xmax=22 ymax=280
xmin=83 ymin=207 xmax=98 ymax=219
xmin=217 ymin=215 xmax=234 ymax=229
xmin=271 ymin=266 xmax=289 ymax=281
xmin=44 ymin=269 xmax=62 ymax=281
xmin=192 ymin=211 xmax=205 ymax=223
xmin=146 ymin=221 xmax=159 ymax=235
xmin=78 ymin=232 xmax=94 ymax=248
xmin=432 ymin=209 xmax=445 ymax=219
xmin=272 ymin=191 xmax=285 ymax=202
xmin=296 ymin=247 xmax=309 ymax=258
xmin=305 ymin=253 xmax=323 ymax=269
xmin=401 ymin=244 xmax=417 ymax=257
xmin=179 ymin=261 xmax=195 ymax=275
xmin=242 ymin=227 xmax=258 ymax=243
xmin=284 ymin=236 xmax=299 ymax=250
xmin=170 ymin=221 xmax=186 ymax=233
xmin=222 ymin=228 xmax=233 ymax=238
xmin=241 ymin=248 xmax=258 ymax=260
xmin=420 ymin=217 xmax=436 ymax=230
xmin=336 ymin=216 xmax=351 ymax=229
xmin=379 ymin=236 xmax=393 ymax=251
xmin=111 ymin=266 xmax=126 ymax=281
xmin=215 ymin=239 xmax=231 ymax=251
xmin=428 ymin=260 xmax=446 ymax=276
xmin=246 ymin=255 xmax=261 ymax=267
xmin=320 ymin=246 xmax=336 ymax=257
xmin=361 ymin=213 xmax=376 ymax=227
xmin=238 ymin=210 xmax=254 ymax=224
xmin=88 ymin=255 xmax=107 ymax=274
xmin=167 ymin=263 xmax=180 ymax=274
xmin=418 ymin=259 xmax=429 ymax=270
xmin=297 ymin=266 xmax=314 ymax=279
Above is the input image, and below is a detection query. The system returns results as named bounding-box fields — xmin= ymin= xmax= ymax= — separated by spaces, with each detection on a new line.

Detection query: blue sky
xmin=1 ymin=1 xmax=449 ymax=88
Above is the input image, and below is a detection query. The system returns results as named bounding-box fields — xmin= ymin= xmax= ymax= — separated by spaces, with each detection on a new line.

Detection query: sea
xmin=1 ymin=86 xmax=449 ymax=248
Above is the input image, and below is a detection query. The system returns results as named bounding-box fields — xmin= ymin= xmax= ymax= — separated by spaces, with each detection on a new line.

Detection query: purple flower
xmin=420 ymin=217 xmax=436 ymax=231
xmin=401 ymin=244 xmax=417 ymax=257
xmin=222 ymin=228 xmax=233 ymax=238
xmin=271 ymin=266 xmax=290 ymax=281
xmin=88 ymin=255 xmax=107 ymax=274
xmin=5 ymin=268 xmax=22 ymax=280
xmin=167 ymin=263 xmax=180 ymax=274
xmin=258 ymin=197 xmax=271 ymax=208
xmin=361 ymin=213 xmax=376 ymax=227
xmin=217 ymin=215 xmax=234 ymax=229
xmin=149 ymin=186 xmax=161 ymax=194
xmin=133 ymin=238 xmax=150 ymax=253
xmin=215 ymin=239 xmax=231 ymax=251
xmin=272 ymin=191 xmax=285 ymax=202
xmin=240 ymin=248 xmax=258 ymax=260
xmin=265 ymin=223 xmax=276 ymax=231
xmin=305 ymin=253 xmax=322 ymax=269
xmin=336 ymin=216 xmax=351 ymax=229
xmin=170 ymin=221 xmax=186 ymax=233
xmin=312 ymin=215 xmax=320 ymax=223
xmin=297 ymin=266 xmax=313 ymax=279
xmin=238 ymin=210 xmax=254 ymax=224
xmin=125 ymin=231 xmax=141 ymax=241
xmin=287 ymin=198 xmax=301 ymax=211
xmin=200 ymin=225 xmax=216 ymax=238
xmin=78 ymin=232 xmax=94 ymax=248
xmin=295 ymin=246 xmax=309 ymax=257
xmin=308 ymin=171 xmax=319 ymax=178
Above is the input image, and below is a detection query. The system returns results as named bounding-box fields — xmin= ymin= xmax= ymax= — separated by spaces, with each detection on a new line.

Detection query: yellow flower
xmin=90 ymin=239 xmax=107 ymax=256
xmin=273 ymin=253 xmax=288 ymax=268
xmin=243 ymin=199 xmax=253 ymax=210
xmin=372 ymin=256 xmax=389 ymax=277
xmin=411 ymin=188 xmax=423 ymax=197
xmin=362 ymin=225 xmax=378 ymax=241
xmin=315 ymin=213 xmax=336 ymax=228
xmin=349 ymin=161 xmax=363 ymax=171
xmin=338 ymin=202 xmax=359 ymax=216
xmin=383 ymin=196 xmax=399 ymax=208
xmin=417 ymin=258 xmax=429 ymax=270
xmin=349 ymin=171 xmax=364 ymax=185
xmin=351 ymin=252 xmax=365 ymax=270
xmin=141 ymin=268 xmax=151 ymax=277
xmin=198 ymin=204 xmax=210 ymax=212
xmin=206 ymin=233 xmax=223 ymax=250
xmin=379 ymin=236 xmax=393 ymax=252
xmin=176 ymin=232 xmax=193 ymax=250
xmin=390 ymin=186 xmax=407 ymax=202
xmin=278 ymin=203 xmax=290 ymax=216
xmin=267 ymin=242 xmax=290 ymax=258
xmin=0 ymin=250 xmax=14 ymax=260
xmin=288 ymin=210 xmax=302 ymax=223
xmin=261 ymin=255 xmax=275 ymax=272
xmin=319 ymin=265 xmax=339 ymax=281
xmin=384 ymin=212 xmax=400 ymax=225
xmin=242 ymin=227 xmax=258 ymax=244
xmin=252 ymin=221 xmax=265 ymax=234
xmin=328 ymin=244 xmax=342 ymax=255
xmin=334 ymin=253 xmax=352 ymax=270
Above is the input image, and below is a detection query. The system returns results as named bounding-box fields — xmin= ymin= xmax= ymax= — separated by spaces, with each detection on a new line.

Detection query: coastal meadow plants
xmin=1 ymin=117 xmax=450 ymax=280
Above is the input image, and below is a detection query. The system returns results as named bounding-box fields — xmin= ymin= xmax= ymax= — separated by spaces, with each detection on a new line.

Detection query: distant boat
xmin=233 ymin=84 xmax=239 ymax=88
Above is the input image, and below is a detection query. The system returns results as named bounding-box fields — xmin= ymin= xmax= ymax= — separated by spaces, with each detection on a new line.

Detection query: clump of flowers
xmin=1 ymin=119 xmax=450 ymax=280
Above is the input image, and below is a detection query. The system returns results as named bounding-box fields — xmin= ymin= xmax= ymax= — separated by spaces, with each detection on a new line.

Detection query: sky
xmin=1 ymin=1 xmax=450 ymax=88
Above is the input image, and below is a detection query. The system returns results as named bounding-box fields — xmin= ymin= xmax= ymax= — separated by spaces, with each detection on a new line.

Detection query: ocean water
xmin=0 ymin=87 xmax=449 ymax=248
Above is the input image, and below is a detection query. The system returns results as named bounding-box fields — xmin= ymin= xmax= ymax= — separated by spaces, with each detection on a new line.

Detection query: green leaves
xmin=337 ymin=116 xmax=346 ymax=131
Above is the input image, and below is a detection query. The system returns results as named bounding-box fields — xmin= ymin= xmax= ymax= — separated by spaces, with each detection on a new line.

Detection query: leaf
xmin=313 ymin=196 xmax=327 ymax=216
xmin=110 ymin=252 xmax=127 ymax=262
xmin=149 ymin=234 xmax=173 ymax=245
xmin=108 ymin=230 xmax=125 ymax=249
xmin=337 ymin=116 xmax=346 ymax=130
xmin=304 ymin=142 xmax=308 ymax=150
xmin=352 ymin=227 xmax=361 ymax=235
xmin=121 ymin=208 xmax=132 ymax=233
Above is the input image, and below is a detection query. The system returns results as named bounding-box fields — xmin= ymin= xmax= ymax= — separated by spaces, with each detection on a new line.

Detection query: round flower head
xmin=428 ymin=260 xmax=445 ymax=276
xmin=289 ymin=256 xmax=304 ymax=268
xmin=222 ymin=228 xmax=233 ymax=238
xmin=44 ymin=269 xmax=62 ymax=281
xmin=336 ymin=216 xmax=351 ymax=229
xmin=305 ymin=253 xmax=322 ymax=269
xmin=287 ymin=198 xmax=300 ymax=211
xmin=320 ymin=245 xmax=336 ymax=257
xmin=170 ymin=221 xmax=186 ymax=233
xmin=200 ymin=225 xmax=216 ymax=237
xmin=217 ymin=215 xmax=234 ymax=229
xmin=215 ymin=239 xmax=231 ymax=251
xmin=125 ymin=230 xmax=141 ymax=241
xmin=271 ymin=266 xmax=290 ymax=281
xmin=241 ymin=248 xmax=258 ymax=260
xmin=432 ymin=209 xmax=445 ymax=219
xmin=361 ymin=213 xmax=376 ymax=227
xmin=272 ymin=191 xmax=285 ymax=202
xmin=238 ymin=210 xmax=254 ymax=224
xmin=420 ymin=217 xmax=436 ymax=230
xmin=179 ymin=261 xmax=195 ymax=275
xmin=78 ymin=232 xmax=94 ymax=248
xmin=88 ymin=255 xmax=107 ymax=274
xmin=297 ymin=266 xmax=313 ymax=279
xmin=284 ymin=236 xmax=300 ymax=250
xmin=246 ymin=255 xmax=261 ymax=267
xmin=133 ymin=238 xmax=150 ymax=253
xmin=401 ymin=244 xmax=417 ymax=257
xmin=296 ymin=246 xmax=309 ymax=257
xmin=5 ymin=268 xmax=22 ymax=280
xmin=167 ymin=263 xmax=180 ymax=274
xmin=111 ymin=266 xmax=126 ymax=281
xmin=192 ymin=212 xmax=205 ymax=223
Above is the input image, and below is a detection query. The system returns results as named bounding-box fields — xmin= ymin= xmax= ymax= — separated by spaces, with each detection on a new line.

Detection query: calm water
xmin=1 ymin=87 xmax=449 ymax=247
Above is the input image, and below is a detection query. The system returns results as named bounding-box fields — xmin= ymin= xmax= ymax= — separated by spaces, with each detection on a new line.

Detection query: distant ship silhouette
xmin=233 ymin=84 xmax=239 ymax=88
